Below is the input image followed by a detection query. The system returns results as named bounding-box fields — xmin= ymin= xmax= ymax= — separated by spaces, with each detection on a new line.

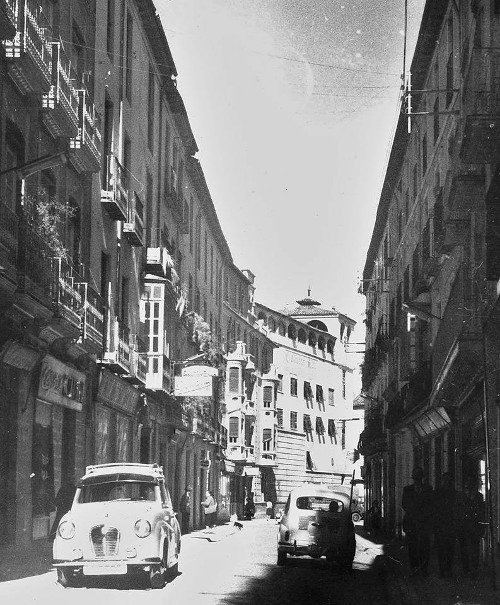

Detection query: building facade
xmin=361 ymin=0 xmax=500 ymax=557
xmin=255 ymin=295 xmax=361 ymax=511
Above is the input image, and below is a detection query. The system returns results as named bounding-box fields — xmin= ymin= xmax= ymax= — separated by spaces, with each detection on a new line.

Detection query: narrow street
xmin=0 ymin=520 xmax=389 ymax=605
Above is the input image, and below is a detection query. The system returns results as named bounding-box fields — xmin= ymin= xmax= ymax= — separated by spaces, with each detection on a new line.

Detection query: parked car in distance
xmin=277 ymin=484 xmax=356 ymax=571
xmin=52 ymin=463 xmax=181 ymax=589
xmin=350 ymin=498 xmax=365 ymax=523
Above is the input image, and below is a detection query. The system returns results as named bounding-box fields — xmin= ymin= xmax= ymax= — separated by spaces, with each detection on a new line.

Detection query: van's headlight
xmin=134 ymin=519 xmax=151 ymax=538
xmin=58 ymin=521 xmax=76 ymax=540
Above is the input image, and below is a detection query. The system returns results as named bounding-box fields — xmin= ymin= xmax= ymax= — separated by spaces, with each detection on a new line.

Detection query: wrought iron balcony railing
xmin=2 ymin=0 xmax=52 ymax=94
xmin=69 ymin=89 xmax=102 ymax=173
xmin=42 ymin=41 xmax=79 ymax=138
xmin=101 ymin=154 xmax=129 ymax=221
xmin=0 ymin=0 xmax=17 ymax=40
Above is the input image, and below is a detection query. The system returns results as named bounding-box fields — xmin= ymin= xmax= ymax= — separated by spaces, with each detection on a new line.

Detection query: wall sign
xmin=37 ymin=355 xmax=86 ymax=411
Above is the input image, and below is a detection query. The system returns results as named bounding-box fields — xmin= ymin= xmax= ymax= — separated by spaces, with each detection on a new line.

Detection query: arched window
xmin=257 ymin=311 xmax=267 ymax=324
xmin=318 ymin=337 xmax=325 ymax=351
xmin=268 ymin=317 xmax=277 ymax=332
xmin=287 ymin=324 xmax=297 ymax=340
xmin=327 ymin=340 xmax=335 ymax=356
xmin=298 ymin=328 xmax=307 ymax=344
xmin=308 ymin=332 xmax=317 ymax=347
xmin=278 ymin=322 xmax=286 ymax=336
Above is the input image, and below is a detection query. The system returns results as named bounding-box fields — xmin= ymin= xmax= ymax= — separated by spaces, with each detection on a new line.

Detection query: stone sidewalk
xmin=357 ymin=527 xmax=499 ymax=605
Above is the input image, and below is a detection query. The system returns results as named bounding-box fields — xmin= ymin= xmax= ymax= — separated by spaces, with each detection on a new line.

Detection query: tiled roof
xmin=280 ymin=295 xmax=338 ymax=318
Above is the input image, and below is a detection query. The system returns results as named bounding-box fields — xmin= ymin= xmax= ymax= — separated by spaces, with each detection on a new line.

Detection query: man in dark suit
xmin=402 ymin=466 xmax=433 ymax=577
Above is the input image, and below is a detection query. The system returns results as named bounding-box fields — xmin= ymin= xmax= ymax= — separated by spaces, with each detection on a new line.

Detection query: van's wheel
xmin=57 ymin=568 xmax=79 ymax=587
xmin=277 ymin=550 xmax=287 ymax=566
xmin=351 ymin=512 xmax=361 ymax=523
xmin=149 ymin=546 xmax=167 ymax=589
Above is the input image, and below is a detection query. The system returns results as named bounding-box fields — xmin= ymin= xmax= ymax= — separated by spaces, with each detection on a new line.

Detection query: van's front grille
xmin=90 ymin=525 xmax=120 ymax=557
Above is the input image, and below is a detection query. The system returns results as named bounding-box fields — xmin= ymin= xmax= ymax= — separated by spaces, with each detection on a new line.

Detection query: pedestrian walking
xmin=203 ymin=489 xmax=217 ymax=529
xmin=433 ymin=472 xmax=457 ymax=578
xmin=368 ymin=499 xmax=381 ymax=537
xmin=179 ymin=486 xmax=192 ymax=535
xmin=402 ymin=466 xmax=433 ymax=577
xmin=454 ymin=478 xmax=485 ymax=580
xmin=266 ymin=500 xmax=273 ymax=521
xmin=49 ymin=476 xmax=76 ymax=541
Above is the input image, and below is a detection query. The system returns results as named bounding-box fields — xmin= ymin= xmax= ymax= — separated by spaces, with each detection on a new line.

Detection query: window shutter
xmin=316 ymin=416 xmax=325 ymax=434
xmin=263 ymin=428 xmax=272 ymax=442
xmin=303 ymin=414 xmax=312 ymax=433
xmin=228 ymin=367 xmax=239 ymax=392
xmin=229 ymin=416 xmax=239 ymax=438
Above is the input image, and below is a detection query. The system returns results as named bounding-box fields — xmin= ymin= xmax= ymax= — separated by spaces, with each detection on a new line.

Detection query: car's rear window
xmin=296 ymin=496 xmax=344 ymax=513
xmin=78 ymin=480 xmax=157 ymax=503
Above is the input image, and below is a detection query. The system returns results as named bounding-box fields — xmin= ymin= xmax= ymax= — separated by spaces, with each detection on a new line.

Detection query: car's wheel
xmin=57 ymin=568 xmax=80 ymax=588
xmin=166 ymin=561 xmax=179 ymax=583
xmin=277 ymin=550 xmax=287 ymax=566
xmin=351 ymin=512 xmax=361 ymax=523
xmin=149 ymin=563 xmax=166 ymax=589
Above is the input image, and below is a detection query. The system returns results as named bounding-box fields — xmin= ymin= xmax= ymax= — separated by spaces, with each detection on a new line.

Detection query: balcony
xmin=227 ymin=444 xmax=246 ymax=462
xmin=2 ymin=0 xmax=52 ymax=95
xmin=69 ymin=90 xmax=102 ymax=173
xmin=446 ymin=171 xmax=484 ymax=212
xmin=431 ymin=274 xmax=482 ymax=408
xmin=101 ymin=154 xmax=128 ymax=221
xmin=145 ymin=246 xmax=174 ymax=279
xmin=42 ymin=42 xmax=79 ymax=138
xmin=0 ymin=201 xmax=19 ymax=285
xmin=123 ymin=192 xmax=144 ymax=247
xmin=81 ymin=284 xmax=104 ymax=351
xmin=0 ymin=0 xmax=17 ymax=40
xmin=101 ymin=319 xmax=131 ymax=374
xmin=145 ymin=353 xmax=172 ymax=392
xmin=126 ymin=336 xmax=147 ymax=385
xmin=244 ymin=445 xmax=255 ymax=463
xmin=18 ymin=222 xmax=56 ymax=309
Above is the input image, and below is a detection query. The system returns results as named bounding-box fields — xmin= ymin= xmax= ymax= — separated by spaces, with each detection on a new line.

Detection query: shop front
xmin=94 ymin=368 xmax=140 ymax=464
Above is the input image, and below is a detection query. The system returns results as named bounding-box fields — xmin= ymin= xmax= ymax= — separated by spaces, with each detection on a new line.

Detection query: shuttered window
xmin=303 ymin=414 xmax=312 ymax=433
xmin=316 ymin=417 xmax=325 ymax=435
xmin=229 ymin=417 xmax=239 ymax=442
xmin=263 ymin=385 xmax=273 ymax=408
xmin=228 ymin=367 xmax=239 ymax=393
xmin=316 ymin=385 xmax=324 ymax=403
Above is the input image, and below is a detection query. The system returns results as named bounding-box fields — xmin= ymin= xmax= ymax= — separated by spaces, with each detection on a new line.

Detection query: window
xmin=303 ymin=414 xmax=312 ymax=433
xmin=290 ymin=377 xmax=298 ymax=396
xmin=229 ymin=417 xmax=239 ymax=443
xmin=278 ymin=374 xmax=283 ymax=392
xmin=422 ymin=133 xmax=427 ymax=176
xmin=303 ymin=381 xmax=313 ymax=400
xmin=277 ymin=408 xmax=283 ymax=428
xmin=263 ymin=386 xmax=273 ymax=408
xmin=125 ymin=12 xmax=133 ymax=101
xmin=290 ymin=411 xmax=298 ymax=431
xmin=433 ymin=97 xmax=439 ymax=143
xmin=316 ymin=417 xmax=325 ymax=435
xmin=262 ymin=428 xmax=272 ymax=451
xmin=316 ymin=385 xmax=324 ymax=404
xmin=147 ymin=65 xmax=155 ymax=151
xmin=342 ymin=370 xmax=347 ymax=399
xmin=106 ymin=0 xmax=115 ymax=57
xmin=328 ymin=388 xmax=335 ymax=406
xmin=228 ymin=367 xmax=239 ymax=393
xmin=306 ymin=451 xmax=314 ymax=471
xmin=328 ymin=419 xmax=336 ymax=440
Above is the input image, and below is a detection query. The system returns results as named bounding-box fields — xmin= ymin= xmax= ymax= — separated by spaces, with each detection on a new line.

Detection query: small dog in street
xmin=233 ymin=521 xmax=243 ymax=530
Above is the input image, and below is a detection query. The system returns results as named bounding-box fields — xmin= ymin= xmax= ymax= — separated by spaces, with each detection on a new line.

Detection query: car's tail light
xmin=134 ymin=519 xmax=151 ymax=538
xmin=58 ymin=521 xmax=76 ymax=540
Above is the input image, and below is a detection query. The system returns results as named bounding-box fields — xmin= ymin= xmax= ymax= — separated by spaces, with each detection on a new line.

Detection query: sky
xmin=157 ymin=0 xmax=426 ymax=330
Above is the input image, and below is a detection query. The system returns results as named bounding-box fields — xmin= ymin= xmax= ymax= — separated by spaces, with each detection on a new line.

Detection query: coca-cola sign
xmin=37 ymin=355 xmax=86 ymax=411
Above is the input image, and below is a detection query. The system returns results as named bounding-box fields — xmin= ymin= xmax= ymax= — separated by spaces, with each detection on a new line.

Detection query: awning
xmin=413 ymin=407 xmax=451 ymax=438
xmin=0 ymin=340 xmax=41 ymax=372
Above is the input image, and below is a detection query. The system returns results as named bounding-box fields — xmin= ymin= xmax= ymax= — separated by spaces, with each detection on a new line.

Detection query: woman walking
xmin=203 ymin=489 xmax=217 ymax=529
